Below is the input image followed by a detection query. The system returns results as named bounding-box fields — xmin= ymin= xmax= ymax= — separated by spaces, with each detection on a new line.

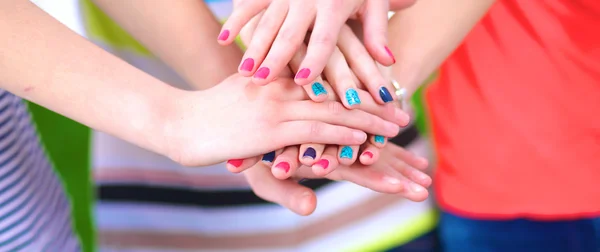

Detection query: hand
xmin=219 ymin=0 xmax=394 ymax=86
xmin=243 ymin=142 xmax=431 ymax=215
xmin=165 ymin=74 xmax=403 ymax=167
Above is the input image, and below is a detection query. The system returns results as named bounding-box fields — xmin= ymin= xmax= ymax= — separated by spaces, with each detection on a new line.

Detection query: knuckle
xmin=310 ymin=32 xmax=334 ymax=46
xmin=308 ymin=121 xmax=323 ymax=137
xmin=327 ymin=101 xmax=344 ymax=116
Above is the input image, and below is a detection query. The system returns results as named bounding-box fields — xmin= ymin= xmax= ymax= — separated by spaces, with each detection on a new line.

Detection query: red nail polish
xmin=218 ymin=30 xmax=230 ymax=41
xmin=240 ymin=58 xmax=254 ymax=71
xmin=295 ymin=68 xmax=311 ymax=79
xmin=254 ymin=67 xmax=270 ymax=79
xmin=384 ymin=46 xmax=396 ymax=64
xmin=315 ymin=159 xmax=329 ymax=170
xmin=363 ymin=151 xmax=374 ymax=159
xmin=227 ymin=159 xmax=243 ymax=168
xmin=275 ymin=162 xmax=290 ymax=173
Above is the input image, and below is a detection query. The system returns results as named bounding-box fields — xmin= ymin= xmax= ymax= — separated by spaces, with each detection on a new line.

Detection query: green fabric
xmin=411 ymin=72 xmax=438 ymax=135
xmin=27 ymin=103 xmax=95 ymax=252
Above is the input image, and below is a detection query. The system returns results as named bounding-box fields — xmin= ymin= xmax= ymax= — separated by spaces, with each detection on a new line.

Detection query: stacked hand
xmin=208 ymin=3 xmax=431 ymax=215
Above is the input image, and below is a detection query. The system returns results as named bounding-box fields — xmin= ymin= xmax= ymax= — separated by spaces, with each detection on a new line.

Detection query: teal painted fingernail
xmin=311 ymin=82 xmax=327 ymax=96
xmin=340 ymin=146 xmax=353 ymax=159
xmin=374 ymin=135 xmax=385 ymax=144
xmin=345 ymin=88 xmax=361 ymax=106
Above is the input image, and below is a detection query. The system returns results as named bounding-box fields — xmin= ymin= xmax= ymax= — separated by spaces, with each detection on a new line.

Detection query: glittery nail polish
xmin=311 ymin=82 xmax=327 ymax=96
xmin=374 ymin=135 xmax=385 ymax=144
xmin=345 ymin=88 xmax=361 ymax=106
xmin=340 ymin=146 xmax=353 ymax=159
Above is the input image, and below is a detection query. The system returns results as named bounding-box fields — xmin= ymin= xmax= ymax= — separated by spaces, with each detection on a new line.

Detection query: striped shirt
xmin=76 ymin=0 xmax=438 ymax=251
xmin=0 ymin=90 xmax=80 ymax=251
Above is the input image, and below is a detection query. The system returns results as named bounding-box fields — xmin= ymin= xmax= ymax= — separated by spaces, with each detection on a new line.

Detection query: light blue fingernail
xmin=311 ymin=82 xmax=327 ymax=96
xmin=374 ymin=135 xmax=385 ymax=144
xmin=340 ymin=146 xmax=353 ymax=159
xmin=345 ymin=88 xmax=361 ymax=106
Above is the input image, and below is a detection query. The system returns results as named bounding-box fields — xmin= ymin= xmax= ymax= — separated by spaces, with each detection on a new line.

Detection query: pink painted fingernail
xmin=254 ymin=67 xmax=270 ymax=79
xmin=275 ymin=162 xmax=290 ymax=173
xmin=295 ymin=68 xmax=311 ymax=79
xmin=314 ymin=159 xmax=329 ymax=170
xmin=227 ymin=159 xmax=243 ymax=168
xmin=384 ymin=46 xmax=396 ymax=64
xmin=240 ymin=58 xmax=254 ymax=72
xmin=362 ymin=151 xmax=373 ymax=159
xmin=218 ymin=30 xmax=230 ymax=41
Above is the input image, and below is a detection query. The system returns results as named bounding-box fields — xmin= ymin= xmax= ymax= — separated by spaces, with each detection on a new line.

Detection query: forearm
xmin=0 ymin=0 xmax=178 ymax=155
xmin=92 ymin=0 xmax=243 ymax=89
xmin=388 ymin=0 xmax=496 ymax=96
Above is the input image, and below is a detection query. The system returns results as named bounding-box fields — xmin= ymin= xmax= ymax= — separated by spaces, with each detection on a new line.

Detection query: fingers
xmin=361 ymin=0 xmax=395 ymax=65
xmin=244 ymin=162 xmax=317 ymax=216
xmin=358 ymin=142 xmax=380 ymax=165
xmin=311 ymin=145 xmax=340 ymax=177
xmin=337 ymin=145 xmax=359 ymax=166
xmin=226 ymin=156 xmax=260 ymax=173
xmin=252 ymin=1 xmax=316 ymax=85
xmin=276 ymin=121 xmax=367 ymax=147
xmin=389 ymin=143 xmax=429 ymax=170
xmin=294 ymin=2 xmax=348 ymax=86
xmin=370 ymin=134 xmax=387 ymax=148
xmin=337 ymin=25 xmax=393 ymax=105
xmin=321 ymin=47 xmax=362 ymax=109
xmin=298 ymin=144 xmax=325 ymax=166
xmin=287 ymin=43 xmax=334 ymax=102
xmin=238 ymin=1 xmax=288 ymax=77
xmin=280 ymin=100 xmax=401 ymax=137
xmin=219 ymin=0 xmax=270 ymax=45
xmin=271 ymin=146 xmax=300 ymax=180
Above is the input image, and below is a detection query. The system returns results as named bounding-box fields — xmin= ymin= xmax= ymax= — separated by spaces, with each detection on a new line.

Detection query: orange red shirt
xmin=427 ymin=0 xmax=600 ymax=219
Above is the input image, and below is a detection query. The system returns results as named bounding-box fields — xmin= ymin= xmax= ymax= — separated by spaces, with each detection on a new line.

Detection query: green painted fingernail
xmin=311 ymin=82 xmax=327 ymax=96
xmin=374 ymin=135 xmax=385 ymax=144
xmin=345 ymin=88 xmax=361 ymax=106
xmin=340 ymin=146 xmax=353 ymax=159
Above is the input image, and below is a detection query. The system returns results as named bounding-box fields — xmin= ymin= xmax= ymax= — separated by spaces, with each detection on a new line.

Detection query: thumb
xmin=361 ymin=0 xmax=395 ymax=66
xmin=244 ymin=163 xmax=317 ymax=215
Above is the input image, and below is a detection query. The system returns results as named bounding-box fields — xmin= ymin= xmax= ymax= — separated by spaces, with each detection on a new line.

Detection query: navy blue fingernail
xmin=262 ymin=151 xmax=275 ymax=162
xmin=340 ymin=146 xmax=353 ymax=159
xmin=303 ymin=147 xmax=317 ymax=159
xmin=374 ymin=135 xmax=385 ymax=144
xmin=379 ymin=87 xmax=394 ymax=103
xmin=345 ymin=88 xmax=361 ymax=106
xmin=311 ymin=82 xmax=327 ymax=96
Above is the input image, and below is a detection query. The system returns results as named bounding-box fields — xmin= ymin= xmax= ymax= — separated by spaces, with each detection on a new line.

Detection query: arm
xmin=388 ymin=0 xmax=496 ymax=97
xmin=91 ymin=0 xmax=243 ymax=89
xmin=0 ymin=0 xmax=177 ymax=156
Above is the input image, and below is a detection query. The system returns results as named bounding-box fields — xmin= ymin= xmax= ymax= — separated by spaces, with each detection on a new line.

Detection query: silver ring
xmin=391 ymin=79 xmax=408 ymax=111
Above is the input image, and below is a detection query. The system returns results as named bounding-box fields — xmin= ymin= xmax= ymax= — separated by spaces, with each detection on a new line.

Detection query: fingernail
xmin=411 ymin=183 xmax=425 ymax=193
xmin=227 ymin=159 xmax=243 ymax=168
xmin=275 ymin=162 xmax=290 ymax=173
xmin=303 ymin=147 xmax=316 ymax=159
xmin=374 ymin=135 xmax=386 ymax=144
xmin=262 ymin=151 xmax=275 ymax=163
xmin=239 ymin=58 xmax=254 ymax=72
xmin=314 ymin=159 xmax=329 ymax=169
xmin=254 ymin=67 xmax=270 ymax=79
xmin=353 ymin=131 xmax=367 ymax=142
xmin=339 ymin=146 xmax=353 ymax=159
xmin=379 ymin=86 xmax=394 ymax=103
xmin=384 ymin=46 xmax=396 ymax=63
xmin=384 ymin=176 xmax=402 ymax=185
xmin=295 ymin=68 xmax=311 ymax=79
xmin=311 ymin=82 xmax=327 ymax=96
xmin=345 ymin=88 xmax=361 ymax=106
xmin=362 ymin=151 xmax=373 ymax=159
xmin=218 ymin=30 xmax=230 ymax=41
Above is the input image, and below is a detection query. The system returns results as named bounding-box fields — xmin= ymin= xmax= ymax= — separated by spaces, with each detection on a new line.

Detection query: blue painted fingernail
xmin=374 ymin=135 xmax=386 ymax=144
xmin=262 ymin=151 xmax=275 ymax=162
xmin=311 ymin=82 xmax=327 ymax=96
xmin=345 ymin=88 xmax=361 ymax=106
xmin=379 ymin=87 xmax=394 ymax=103
xmin=303 ymin=147 xmax=317 ymax=159
xmin=340 ymin=146 xmax=353 ymax=159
